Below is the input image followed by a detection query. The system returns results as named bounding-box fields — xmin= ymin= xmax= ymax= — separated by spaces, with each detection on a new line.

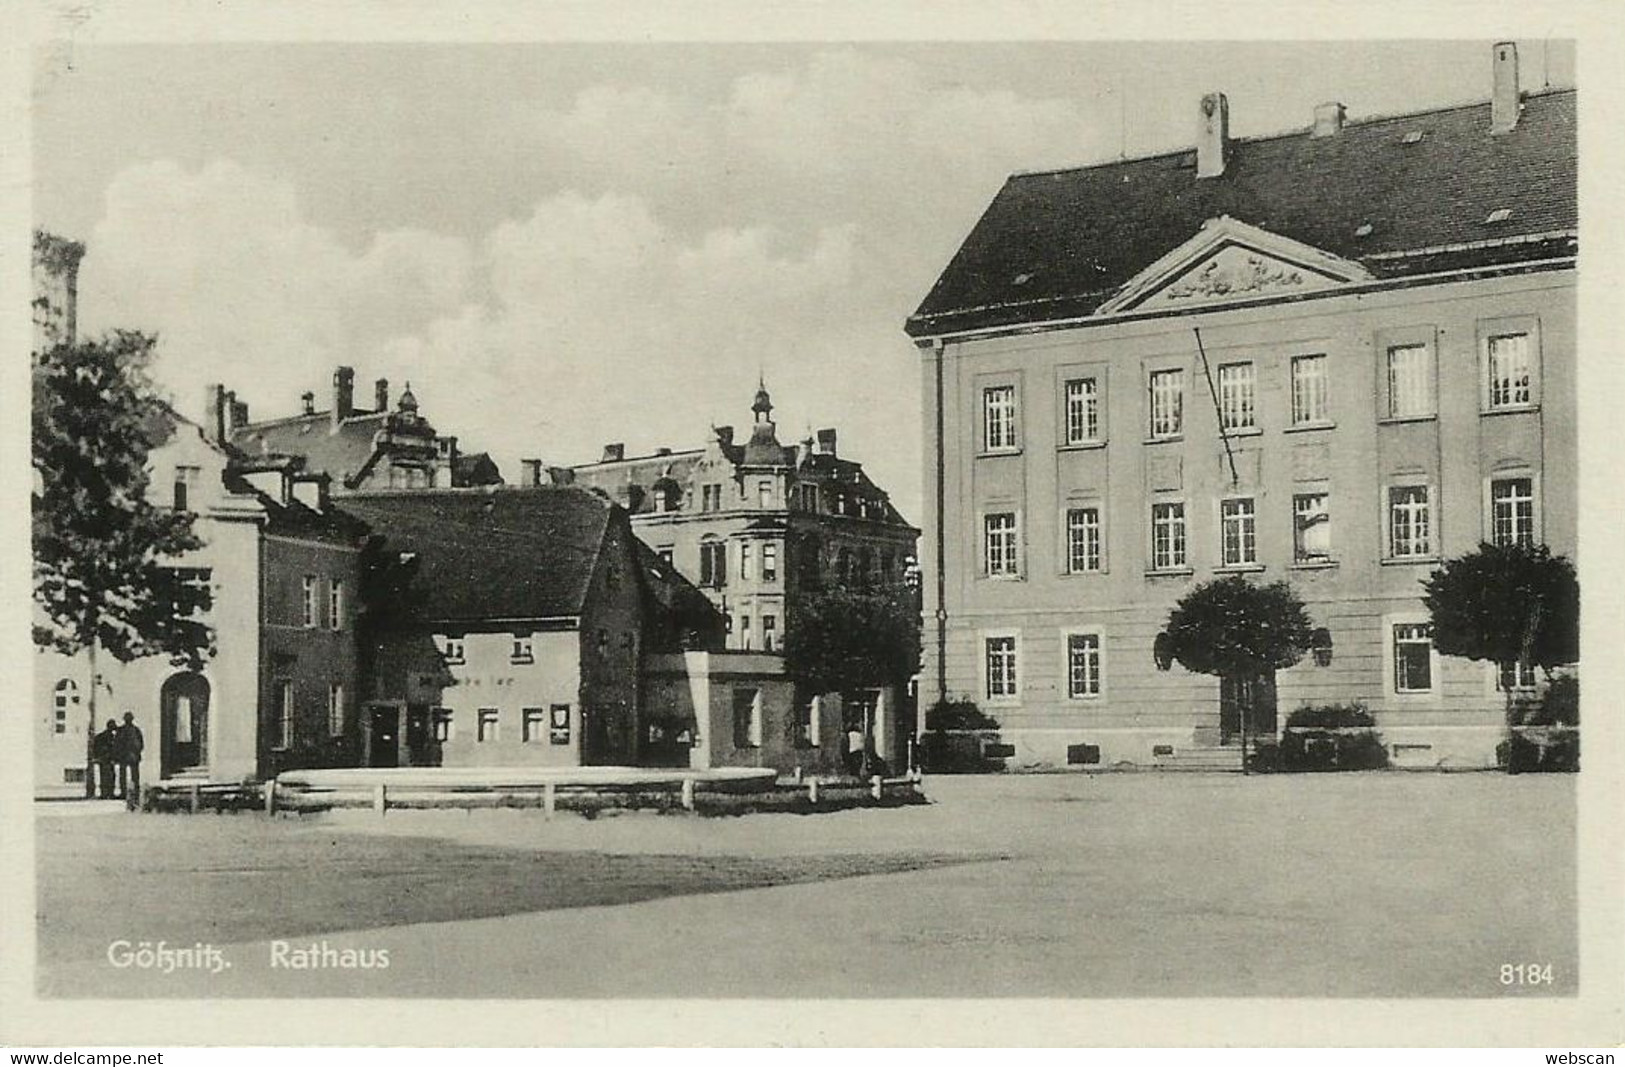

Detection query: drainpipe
xmin=932 ymin=340 xmax=948 ymax=707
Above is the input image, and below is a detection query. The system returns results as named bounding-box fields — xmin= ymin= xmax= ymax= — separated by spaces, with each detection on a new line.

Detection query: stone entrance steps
xmin=1150 ymin=746 xmax=1245 ymax=772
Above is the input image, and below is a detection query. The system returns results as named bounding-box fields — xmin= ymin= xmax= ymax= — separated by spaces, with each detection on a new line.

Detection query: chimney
xmin=374 ymin=378 xmax=389 ymax=412
xmin=204 ymin=383 xmax=225 ymax=443
xmin=301 ymin=391 xmax=315 ymax=416
xmin=1491 ymin=41 xmax=1521 ymax=134
xmin=231 ymin=398 xmax=249 ymax=429
xmin=520 ymin=458 xmax=544 ymax=487
xmin=601 ymin=443 xmax=625 ymax=463
xmin=548 ymin=467 xmax=576 ymax=486
xmin=331 ymin=366 xmax=355 ymax=431
xmin=655 ymin=447 xmax=672 ymax=456
xmin=1312 ymin=102 xmax=1346 ymax=138
xmin=1197 ymin=92 xmax=1230 ymax=179
xmin=816 ymin=428 xmax=838 ymax=456
xmin=716 ymin=426 xmax=735 ymax=448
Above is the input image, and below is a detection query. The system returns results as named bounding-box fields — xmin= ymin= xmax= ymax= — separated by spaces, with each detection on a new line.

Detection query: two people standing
xmin=92 ymin=712 xmax=144 ymax=807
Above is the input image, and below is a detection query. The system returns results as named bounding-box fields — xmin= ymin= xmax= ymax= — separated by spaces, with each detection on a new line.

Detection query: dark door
xmin=580 ymin=703 xmax=611 ymax=766
xmin=1220 ymin=673 xmax=1279 ymax=745
xmin=405 ymin=704 xmax=434 ymax=766
xmin=159 ymin=672 xmax=210 ymax=778
xmin=367 ymin=704 xmax=399 ymax=768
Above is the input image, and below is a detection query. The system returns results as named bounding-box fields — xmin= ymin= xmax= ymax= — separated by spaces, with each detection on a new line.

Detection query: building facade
xmin=906 ymin=46 xmax=1575 ymax=769
xmin=566 ymin=383 xmax=920 ymax=656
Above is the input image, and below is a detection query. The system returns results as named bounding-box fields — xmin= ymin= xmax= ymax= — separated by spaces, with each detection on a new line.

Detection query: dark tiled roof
xmin=229 ymin=412 xmax=387 ymax=487
xmin=335 ymin=488 xmax=612 ymax=623
xmin=907 ymin=90 xmax=1576 ymax=337
xmin=451 ymin=451 xmax=504 ymax=487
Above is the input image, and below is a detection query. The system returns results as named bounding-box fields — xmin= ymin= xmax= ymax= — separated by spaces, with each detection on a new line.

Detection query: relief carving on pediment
xmin=1164 ymin=251 xmax=1307 ymax=302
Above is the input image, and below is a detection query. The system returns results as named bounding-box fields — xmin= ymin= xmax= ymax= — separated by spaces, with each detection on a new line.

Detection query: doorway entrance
xmin=159 ymin=672 xmax=210 ymax=778
xmin=366 ymin=703 xmax=400 ymax=767
xmin=1219 ymin=673 xmax=1279 ymax=746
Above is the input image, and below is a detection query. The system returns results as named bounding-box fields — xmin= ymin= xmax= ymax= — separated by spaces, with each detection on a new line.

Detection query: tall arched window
xmin=53 ymin=679 xmax=78 ymax=735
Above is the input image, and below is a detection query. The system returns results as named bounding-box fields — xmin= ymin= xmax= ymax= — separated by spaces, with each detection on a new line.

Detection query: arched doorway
xmin=159 ymin=672 xmax=210 ymax=778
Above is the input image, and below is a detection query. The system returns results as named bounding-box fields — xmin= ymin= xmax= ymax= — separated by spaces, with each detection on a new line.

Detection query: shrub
xmin=1500 ymin=727 xmax=1580 ymax=773
xmin=1519 ymin=673 xmax=1579 ymax=727
xmin=924 ymin=698 xmax=1000 ymax=733
xmin=1280 ymin=702 xmax=1389 ymax=772
xmin=1246 ymin=737 xmax=1281 ymax=774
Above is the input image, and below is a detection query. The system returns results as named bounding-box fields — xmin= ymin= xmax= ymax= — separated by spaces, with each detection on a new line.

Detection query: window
xmin=1220 ymin=498 xmax=1257 ymax=567
xmin=1293 ymin=493 xmax=1332 ymax=563
xmin=1291 ymin=355 xmax=1329 ymax=426
xmin=701 ymin=484 xmax=722 ymax=512
xmin=732 ymin=688 xmax=762 ymax=749
xmin=1491 ymin=477 xmax=1536 ymax=547
xmin=1498 ymin=660 xmax=1538 ymax=692
xmin=758 ymin=480 xmax=773 ymax=509
xmin=983 ymin=512 xmax=1020 ymax=577
xmin=738 ymin=615 xmax=753 ymax=650
xmin=1486 ymin=333 xmax=1533 ymax=409
xmin=477 ymin=708 xmax=500 ymax=742
xmin=700 ymin=540 xmax=727 ymax=587
xmin=276 ymin=681 xmax=294 ymax=750
xmin=175 ymin=696 xmax=193 ymax=743
xmin=740 ymin=542 xmax=754 ymax=580
xmin=763 ymin=543 xmax=778 ymax=582
xmin=762 ymin=614 xmax=777 ymax=651
xmin=53 ymin=679 xmax=78 ymax=735
xmin=440 ymin=636 xmax=465 ymax=665
xmin=1066 ymin=633 xmax=1102 ymax=699
xmin=1393 ymin=624 xmax=1434 ymax=693
xmin=1064 ymin=378 xmax=1100 ymax=445
xmin=795 ymin=696 xmax=821 ymax=748
xmin=522 ymin=707 xmax=545 ymax=743
xmin=656 ymin=546 xmax=674 ymax=566
xmin=549 ymin=704 xmax=572 ymax=745
xmin=301 ymin=576 xmax=317 ymax=628
xmin=327 ymin=683 xmax=344 ymax=737
xmin=983 ymin=385 xmax=1018 ymax=451
xmin=1386 ymin=343 xmax=1435 ymax=418
xmin=1148 ymin=369 xmax=1184 ymax=438
xmin=511 ymin=636 xmax=534 ymax=664
xmin=1217 ymin=362 xmax=1256 ymax=431
xmin=172 ymin=465 xmax=200 ymax=512
xmin=433 ymin=708 xmax=453 ymax=742
xmin=1150 ymin=502 xmax=1187 ymax=570
xmin=1388 ymin=485 xmax=1432 ymax=559
xmin=1065 ymin=507 xmax=1102 ymax=574
xmin=796 ymin=483 xmax=819 ymax=512
xmin=596 ymin=628 xmax=609 ymax=655
xmin=328 ymin=580 xmax=344 ymax=632
xmin=985 ymin=636 xmax=1018 ymax=699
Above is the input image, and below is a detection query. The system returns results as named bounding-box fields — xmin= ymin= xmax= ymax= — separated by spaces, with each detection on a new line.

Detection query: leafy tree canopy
xmin=1422 ymin=542 xmax=1578 ymax=670
xmin=782 ymin=587 xmax=921 ymax=695
xmin=1163 ymin=575 xmax=1315 ymax=678
xmin=32 ymin=331 xmax=211 ymax=667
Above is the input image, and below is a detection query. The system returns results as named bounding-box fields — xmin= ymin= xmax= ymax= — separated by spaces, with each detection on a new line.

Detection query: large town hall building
xmin=906 ymin=44 xmax=1575 ymax=769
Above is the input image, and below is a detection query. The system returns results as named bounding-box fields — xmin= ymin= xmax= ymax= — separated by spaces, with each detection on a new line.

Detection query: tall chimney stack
xmin=204 ymin=383 xmax=225 ymax=443
xmin=1197 ymin=92 xmax=1230 ymax=179
xmin=301 ymin=391 xmax=315 ymax=416
xmin=1491 ymin=41 xmax=1521 ymax=134
xmin=816 ymin=428 xmax=839 ymax=456
xmin=1312 ymin=102 xmax=1346 ymax=138
xmin=375 ymin=378 xmax=389 ymax=412
xmin=520 ymin=459 xmax=544 ymax=487
xmin=601 ymin=443 xmax=625 ymax=463
xmin=332 ymin=366 xmax=355 ymax=431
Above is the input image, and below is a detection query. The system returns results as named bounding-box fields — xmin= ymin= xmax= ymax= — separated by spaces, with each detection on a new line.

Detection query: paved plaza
xmin=36 ymin=771 xmax=1576 ymax=998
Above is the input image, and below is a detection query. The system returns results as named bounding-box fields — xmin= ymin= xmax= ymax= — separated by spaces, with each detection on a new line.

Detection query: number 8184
xmin=1500 ymin=963 xmax=1554 ymax=985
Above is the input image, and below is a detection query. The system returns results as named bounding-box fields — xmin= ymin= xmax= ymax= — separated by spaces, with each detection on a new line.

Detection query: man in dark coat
xmin=117 ymin=712 xmax=145 ymax=807
xmin=92 ymin=720 xmax=119 ymax=799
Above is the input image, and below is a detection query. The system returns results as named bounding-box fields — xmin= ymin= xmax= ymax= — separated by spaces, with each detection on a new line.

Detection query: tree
xmin=1422 ymin=541 xmax=1579 ymax=721
xmin=783 ymin=587 xmax=921 ymax=776
xmin=33 ymin=331 xmax=212 ymax=795
xmin=1161 ymin=576 xmax=1317 ymax=769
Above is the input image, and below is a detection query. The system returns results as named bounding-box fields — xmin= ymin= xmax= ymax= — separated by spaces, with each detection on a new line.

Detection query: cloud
xmin=71 ymin=51 xmax=1106 ymax=520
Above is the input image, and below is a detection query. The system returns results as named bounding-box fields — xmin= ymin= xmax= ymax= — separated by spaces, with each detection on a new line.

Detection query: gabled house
xmin=216 ymin=368 xmax=503 ymax=493
xmin=905 ymin=44 xmax=1575 ymax=769
xmin=338 ymin=486 xmax=722 ymax=769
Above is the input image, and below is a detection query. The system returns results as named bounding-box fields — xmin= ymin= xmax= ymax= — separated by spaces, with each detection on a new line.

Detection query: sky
xmin=32 ymin=40 xmax=1577 ymax=522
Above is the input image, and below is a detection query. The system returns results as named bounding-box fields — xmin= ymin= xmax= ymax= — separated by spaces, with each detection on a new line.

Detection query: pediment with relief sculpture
xmin=1094 ymin=216 xmax=1373 ymax=316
